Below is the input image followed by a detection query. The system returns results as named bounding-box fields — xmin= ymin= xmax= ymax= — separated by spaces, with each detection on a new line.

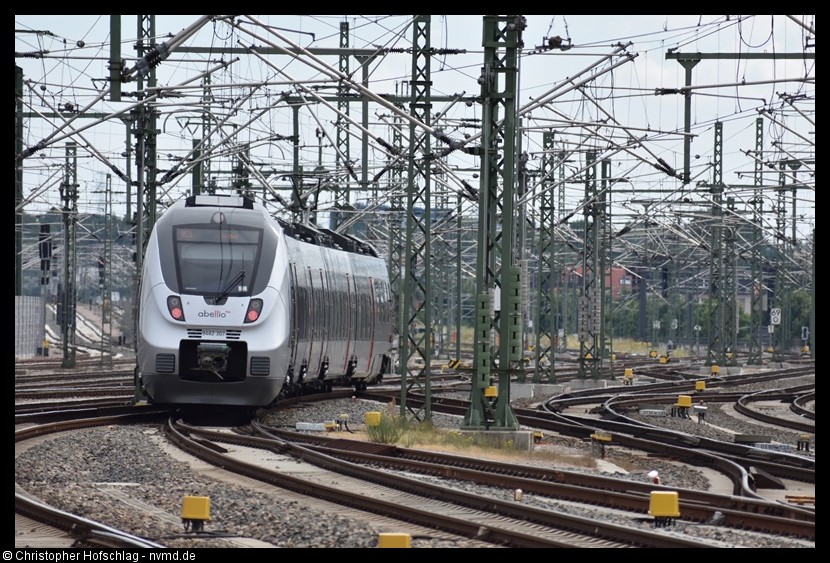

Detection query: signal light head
xmin=244 ymin=298 xmax=263 ymax=323
xmin=167 ymin=295 xmax=185 ymax=321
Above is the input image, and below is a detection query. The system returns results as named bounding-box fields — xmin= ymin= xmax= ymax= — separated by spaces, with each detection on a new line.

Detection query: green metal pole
xmin=463 ymin=15 xmax=524 ymax=430
xmin=401 ymin=15 xmax=433 ymax=423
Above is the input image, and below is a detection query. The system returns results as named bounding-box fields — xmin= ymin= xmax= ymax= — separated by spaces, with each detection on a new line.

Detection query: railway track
xmin=362 ymin=397 xmax=812 ymax=505
xmin=245 ymin=422 xmax=814 ymax=540
xmin=168 ymin=418 xmax=721 ymax=547
xmin=14 ymin=362 xmax=815 ymax=548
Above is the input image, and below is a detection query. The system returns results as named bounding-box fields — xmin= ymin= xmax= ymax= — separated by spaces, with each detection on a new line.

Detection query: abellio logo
xmin=198 ymin=309 xmax=230 ymax=319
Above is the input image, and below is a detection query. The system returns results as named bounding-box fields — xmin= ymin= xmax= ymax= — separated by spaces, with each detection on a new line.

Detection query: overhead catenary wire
xmin=14 ymin=16 xmax=814 ymax=288
xmin=17 ymin=58 xmax=236 ymax=160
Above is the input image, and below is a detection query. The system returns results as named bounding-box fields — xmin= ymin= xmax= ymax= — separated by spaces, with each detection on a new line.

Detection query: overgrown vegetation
xmin=363 ymin=400 xmax=598 ymax=469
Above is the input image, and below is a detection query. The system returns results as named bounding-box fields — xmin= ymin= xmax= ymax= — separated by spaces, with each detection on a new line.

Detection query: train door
xmin=306 ymin=266 xmax=316 ymax=377
xmin=365 ymin=277 xmax=376 ymax=373
xmin=287 ymin=262 xmax=301 ymax=376
xmin=343 ymin=272 xmax=353 ymax=374
xmin=328 ymin=268 xmax=348 ymax=377
xmin=313 ymin=267 xmax=326 ymax=377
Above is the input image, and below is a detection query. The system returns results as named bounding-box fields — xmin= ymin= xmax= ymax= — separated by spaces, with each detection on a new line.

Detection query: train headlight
xmin=167 ymin=295 xmax=185 ymax=321
xmin=244 ymin=298 xmax=263 ymax=323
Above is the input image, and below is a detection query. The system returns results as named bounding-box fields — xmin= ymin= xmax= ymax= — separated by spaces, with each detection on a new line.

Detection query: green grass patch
xmin=364 ymin=400 xmax=598 ymax=469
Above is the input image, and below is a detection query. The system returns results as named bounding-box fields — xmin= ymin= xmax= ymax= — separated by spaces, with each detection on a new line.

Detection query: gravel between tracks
xmin=15 ymin=376 xmax=814 ymax=548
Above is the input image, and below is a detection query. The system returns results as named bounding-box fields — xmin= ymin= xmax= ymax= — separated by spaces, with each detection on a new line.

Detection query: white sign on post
xmin=770 ymin=308 xmax=782 ymax=325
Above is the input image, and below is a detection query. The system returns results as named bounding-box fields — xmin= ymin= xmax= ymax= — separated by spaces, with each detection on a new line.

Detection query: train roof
xmin=175 ymin=194 xmax=380 ymax=258
xmin=184 ymin=194 xmax=255 ymax=209
xmin=277 ymin=219 xmax=380 ymax=258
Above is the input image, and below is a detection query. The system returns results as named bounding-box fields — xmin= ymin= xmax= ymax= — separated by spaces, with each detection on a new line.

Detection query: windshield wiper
xmin=211 ymin=269 xmax=245 ymax=304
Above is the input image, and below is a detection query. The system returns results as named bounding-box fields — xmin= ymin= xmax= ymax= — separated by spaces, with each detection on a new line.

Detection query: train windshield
xmin=174 ymin=225 xmax=262 ymax=296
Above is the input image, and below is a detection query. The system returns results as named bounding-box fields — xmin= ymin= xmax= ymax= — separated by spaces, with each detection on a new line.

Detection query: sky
xmin=14 ymin=15 xmax=816 ymax=245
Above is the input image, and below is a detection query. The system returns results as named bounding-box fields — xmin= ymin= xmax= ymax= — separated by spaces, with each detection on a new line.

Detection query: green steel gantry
xmin=400 ymin=15 xmax=435 ymax=423
xmin=533 ymin=131 xmax=555 ymax=382
xmin=388 ymin=113 xmax=405 ymax=392
xmin=557 ymin=150 xmax=569 ymax=353
xmin=59 ymin=142 xmax=78 ymax=368
xmin=702 ymin=122 xmax=737 ymax=367
xmin=99 ymin=174 xmax=114 ymax=367
xmin=578 ymin=151 xmax=601 ymax=379
xmin=462 ymin=15 xmax=525 ymax=431
xmin=747 ymin=118 xmax=765 ymax=365
xmin=771 ymin=162 xmax=789 ymax=361
xmin=723 ymin=193 xmax=738 ymax=366
xmin=333 ymin=21 xmax=352 ymax=230
xmin=133 ymin=15 xmax=158 ymax=274
xmin=706 ymin=122 xmax=725 ymax=367
xmin=600 ymin=158 xmax=613 ymax=370
xmin=432 ymin=191 xmax=454 ymax=360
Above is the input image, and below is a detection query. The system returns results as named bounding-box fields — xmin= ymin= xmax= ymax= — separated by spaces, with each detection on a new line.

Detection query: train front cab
xmin=136 ymin=195 xmax=291 ymax=407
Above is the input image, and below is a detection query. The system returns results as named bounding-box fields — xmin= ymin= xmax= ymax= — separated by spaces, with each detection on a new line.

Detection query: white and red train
xmin=135 ymin=194 xmax=393 ymax=407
